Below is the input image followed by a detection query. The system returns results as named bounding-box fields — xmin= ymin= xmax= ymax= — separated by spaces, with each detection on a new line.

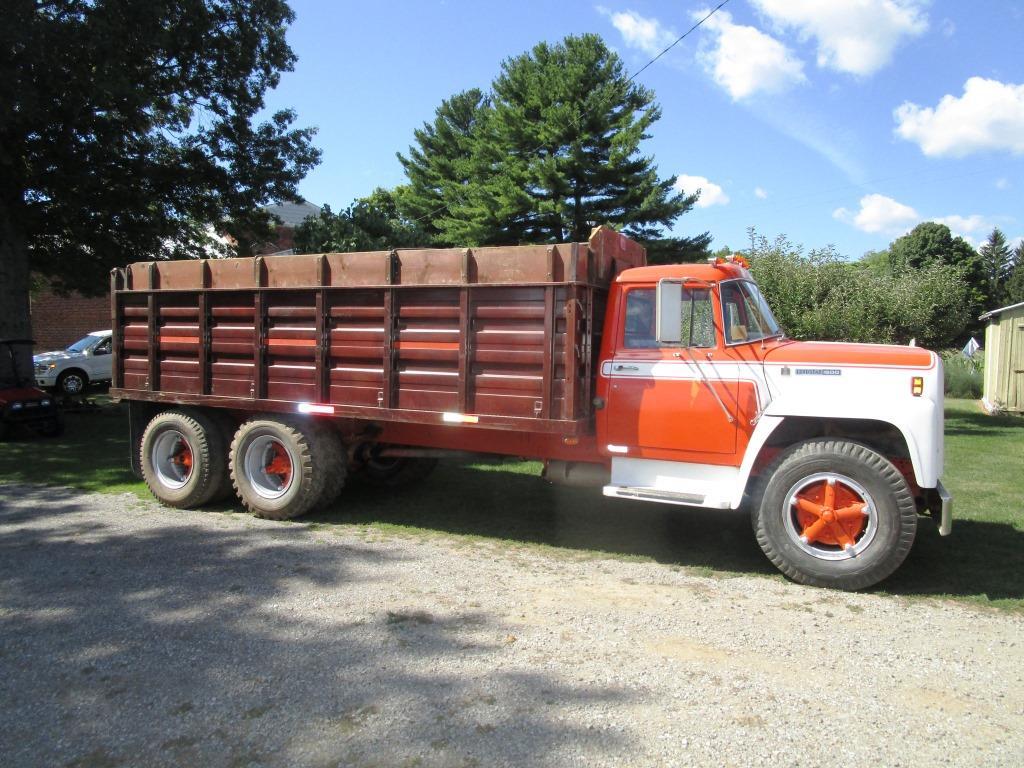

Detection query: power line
xmin=628 ymin=1 xmax=730 ymax=83
xmin=409 ymin=1 xmax=732 ymax=226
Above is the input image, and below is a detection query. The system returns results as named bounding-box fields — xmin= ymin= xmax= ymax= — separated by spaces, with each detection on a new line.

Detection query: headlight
xmin=11 ymin=402 xmax=23 ymax=410
xmin=41 ymin=399 xmax=51 ymax=407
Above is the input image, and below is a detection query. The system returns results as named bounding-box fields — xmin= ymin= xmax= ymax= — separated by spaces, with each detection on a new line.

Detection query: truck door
xmin=603 ymin=286 xmax=738 ymax=460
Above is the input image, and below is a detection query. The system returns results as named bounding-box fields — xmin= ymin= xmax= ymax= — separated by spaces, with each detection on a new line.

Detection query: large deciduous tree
xmin=0 ymin=0 xmax=319 ymax=380
xmin=293 ymin=189 xmax=426 ymax=254
xmin=397 ymin=34 xmax=708 ymax=257
xmin=886 ymin=222 xmax=986 ymax=317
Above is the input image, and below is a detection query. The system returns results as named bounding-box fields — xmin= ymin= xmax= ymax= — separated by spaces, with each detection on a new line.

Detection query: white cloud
xmin=751 ymin=0 xmax=927 ymax=76
xmin=895 ymin=77 xmax=1024 ymax=157
xmin=995 ymin=178 xmax=1010 ymax=190
xmin=597 ymin=7 xmax=676 ymax=56
xmin=940 ymin=18 xmax=956 ymax=38
xmin=674 ymin=174 xmax=729 ymax=208
xmin=754 ymin=187 xmax=768 ymax=199
xmin=930 ymin=214 xmax=989 ymax=236
xmin=833 ymin=194 xmax=918 ymax=235
xmin=696 ymin=9 xmax=806 ymax=100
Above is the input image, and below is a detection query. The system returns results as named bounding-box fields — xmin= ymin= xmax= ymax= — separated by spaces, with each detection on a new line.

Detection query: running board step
xmin=603 ymin=485 xmax=706 ymax=505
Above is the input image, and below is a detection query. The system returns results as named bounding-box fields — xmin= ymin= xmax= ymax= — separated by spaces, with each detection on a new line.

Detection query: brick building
xmin=30 ymin=287 xmax=110 ymax=353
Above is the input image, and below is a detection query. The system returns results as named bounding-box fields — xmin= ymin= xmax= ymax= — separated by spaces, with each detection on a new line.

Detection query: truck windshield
xmin=66 ymin=335 xmax=97 ymax=353
xmin=721 ymin=281 xmax=782 ymax=344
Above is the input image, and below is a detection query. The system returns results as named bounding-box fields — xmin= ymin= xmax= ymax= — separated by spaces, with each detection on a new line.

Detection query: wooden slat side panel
xmin=394 ymin=288 xmax=460 ymax=412
xmin=210 ymin=295 xmax=255 ymax=398
xmin=327 ymin=289 xmax=388 ymax=407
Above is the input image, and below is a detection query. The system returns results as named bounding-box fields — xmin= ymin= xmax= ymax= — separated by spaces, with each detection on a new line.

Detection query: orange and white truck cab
xmin=593 ymin=256 xmax=951 ymax=589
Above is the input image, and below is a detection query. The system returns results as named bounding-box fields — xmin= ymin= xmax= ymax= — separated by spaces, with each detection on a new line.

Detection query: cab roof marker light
xmin=297 ymin=403 xmax=335 ymax=415
xmin=607 ymin=444 xmax=629 ymax=454
xmin=442 ymin=412 xmax=479 ymax=424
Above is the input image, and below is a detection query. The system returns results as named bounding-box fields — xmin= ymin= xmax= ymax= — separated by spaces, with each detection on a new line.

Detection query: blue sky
xmin=263 ymin=0 xmax=1023 ymax=258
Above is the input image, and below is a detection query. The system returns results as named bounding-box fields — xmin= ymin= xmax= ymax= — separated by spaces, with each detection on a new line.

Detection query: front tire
xmin=56 ymin=370 xmax=88 ymax=397
xmin=229 ymin=418 xmax=341 ymax=520
xmin=752 ymin=439 xmax=917 ymax=591
xmin=141 ymin=409 xmax=226 ymax=509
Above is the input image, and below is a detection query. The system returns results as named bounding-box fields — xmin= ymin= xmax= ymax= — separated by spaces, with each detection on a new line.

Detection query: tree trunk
xmin=0 ymin=197 xmax=33 ymax=388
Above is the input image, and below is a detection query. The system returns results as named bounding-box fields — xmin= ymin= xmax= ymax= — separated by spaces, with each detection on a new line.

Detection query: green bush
xmin=746 ymin=229 xmax=974 ymax=349
xmin=942 ymin=350 xmax=983 ymax=399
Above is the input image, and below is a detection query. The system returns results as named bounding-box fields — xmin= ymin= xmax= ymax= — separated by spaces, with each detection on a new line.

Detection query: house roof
xmin=979 ymin=300 xmax=1024 ymax=321
xmin=263 ymin=199 xmax=321 ymax=228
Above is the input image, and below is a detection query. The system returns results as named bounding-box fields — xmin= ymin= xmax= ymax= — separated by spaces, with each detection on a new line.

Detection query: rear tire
xmin=751 ymin=439 xmax=917 ymax=591
xmin=229 ymin=417 xmax=341 ymax=520
xmin=141 ymin=409 xmax=226 ymax=509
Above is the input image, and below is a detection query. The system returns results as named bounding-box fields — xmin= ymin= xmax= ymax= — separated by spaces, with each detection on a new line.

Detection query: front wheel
xmin=56 ymin=370 xmax=87 ymax=396
xmin=751 ymin=439 xmax=917 ymax=591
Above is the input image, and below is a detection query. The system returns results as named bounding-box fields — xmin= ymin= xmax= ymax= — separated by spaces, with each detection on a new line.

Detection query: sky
xmin=262 ymin=0 xmax=1024 ymax=258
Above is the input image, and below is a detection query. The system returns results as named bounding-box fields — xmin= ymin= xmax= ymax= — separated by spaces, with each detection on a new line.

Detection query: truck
xmin=109 ymin=226 xmax=952 ymax=590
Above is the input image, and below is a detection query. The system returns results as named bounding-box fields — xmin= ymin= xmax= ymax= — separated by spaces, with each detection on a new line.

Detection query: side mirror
xmin=93 ymin=346 xmax=110 ymax=356
xmin=655 ymin=280 xmax=682 ymax=343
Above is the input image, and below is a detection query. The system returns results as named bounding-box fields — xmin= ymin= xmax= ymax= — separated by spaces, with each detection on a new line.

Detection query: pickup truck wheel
xmin=357 ymin=454 xmax=438 ymax=488
xmin=230 ymin=418 xmax=335 ymax=520
xmin=141 ymin=410 xmax=226 ymax=509
xmin=752 ymin=439 xmax=917 ymax=591
xmin=56 ymin=370 xmax=87 ymax=396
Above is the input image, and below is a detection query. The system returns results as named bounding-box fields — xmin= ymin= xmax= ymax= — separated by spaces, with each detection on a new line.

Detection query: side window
xmin=682 ymin=288 xmax=715 ymax=347
xmin=623 ymin=287 xmax=715 ymax=349
xmin=624 ymin=289 xmax=657 ymax=348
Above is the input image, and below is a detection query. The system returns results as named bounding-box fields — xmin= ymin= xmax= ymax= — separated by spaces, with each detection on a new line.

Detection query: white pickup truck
xmin=33 ymin=330 xmax=113 ymax=396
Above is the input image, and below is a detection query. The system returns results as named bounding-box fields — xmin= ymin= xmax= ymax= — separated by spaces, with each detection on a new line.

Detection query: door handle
xmin=614 ymin=364 xmax=639 ymax=371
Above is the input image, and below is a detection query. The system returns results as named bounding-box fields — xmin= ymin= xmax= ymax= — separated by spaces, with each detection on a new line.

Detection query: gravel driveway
xmin=1 ymin=482 xmax=1022 ymax=768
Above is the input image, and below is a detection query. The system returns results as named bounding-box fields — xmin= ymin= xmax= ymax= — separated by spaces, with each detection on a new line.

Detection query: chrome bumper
xmin=936 ymin=480 xmax=953 ymax=536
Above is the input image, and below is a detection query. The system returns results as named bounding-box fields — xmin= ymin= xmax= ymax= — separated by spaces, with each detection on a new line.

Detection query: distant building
xmin=256 ymin=199 xmax=321 ymax=256
xmin=30 ymin=286 xmax=110 ymax=353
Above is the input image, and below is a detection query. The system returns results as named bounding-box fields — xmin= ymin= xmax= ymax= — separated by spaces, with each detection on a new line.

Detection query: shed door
xmin=1011 ymin=321 xmax=1024 ymax=411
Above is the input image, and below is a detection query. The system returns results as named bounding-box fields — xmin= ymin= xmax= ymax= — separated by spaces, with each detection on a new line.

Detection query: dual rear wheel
xmin=141 ymin=410 xmax=433 ymax=520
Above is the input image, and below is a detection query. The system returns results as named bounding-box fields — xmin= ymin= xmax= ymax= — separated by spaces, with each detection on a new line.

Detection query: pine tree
xmin=979 ymin=227 xmax=1013 ymax=306
xmin=395 ymin=89 xmax=490 ymax=243
xmin=1004 ymin=241 xmax=1024 ymax=305
xmin=396 ymin=34 xmax=701 ymax=254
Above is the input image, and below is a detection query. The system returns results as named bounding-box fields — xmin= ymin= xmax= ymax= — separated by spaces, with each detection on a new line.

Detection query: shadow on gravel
xmin=0 ymin=484 xmax=634 ymax=767
xmin=310 ymin=462 xmax=776 ymax=579
xmin=312 ymin=461 xmax=1024 ymax=605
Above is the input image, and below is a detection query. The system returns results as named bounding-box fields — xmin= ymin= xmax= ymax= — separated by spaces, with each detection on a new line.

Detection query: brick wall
xmin=30 ymin=289 xmax=111 ymax=353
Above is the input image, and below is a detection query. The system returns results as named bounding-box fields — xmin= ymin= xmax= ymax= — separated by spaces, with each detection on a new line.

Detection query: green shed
xmin=981 ymin=300 xmax=1024 ymax=413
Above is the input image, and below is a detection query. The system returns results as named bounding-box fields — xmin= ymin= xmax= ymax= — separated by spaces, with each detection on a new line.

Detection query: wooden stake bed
xmin=109 ymin=227 xmax=645 ymax=442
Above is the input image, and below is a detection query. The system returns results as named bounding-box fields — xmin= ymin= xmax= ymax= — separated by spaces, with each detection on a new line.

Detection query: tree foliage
xmin=747 ymin=229 xmax=972 ymax=349
xmin=293 ymin=189 xmax=426 ymax=253
xmin=1005 ymin=241 xmax=1024 ymax=305
xmin=0 ymin=0 xmax=319 ymax=371
xmin=397 ymin=34 xmax=707 ymax=258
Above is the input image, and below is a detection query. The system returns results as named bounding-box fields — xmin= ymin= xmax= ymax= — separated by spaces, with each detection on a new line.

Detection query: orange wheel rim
xmin=264 ymin=442 xmax=292 ymax=487
xmin=785 ymin=473 xmax=877 ymax=560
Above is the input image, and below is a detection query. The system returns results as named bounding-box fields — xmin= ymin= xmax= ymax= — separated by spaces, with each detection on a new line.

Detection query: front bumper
xmin=34 ymin=368 xmax=58 ymax=387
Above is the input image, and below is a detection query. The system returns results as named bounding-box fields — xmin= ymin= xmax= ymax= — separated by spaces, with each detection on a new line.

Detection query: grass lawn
xmin=1 ymin=396 xmax=1022 ymax=610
